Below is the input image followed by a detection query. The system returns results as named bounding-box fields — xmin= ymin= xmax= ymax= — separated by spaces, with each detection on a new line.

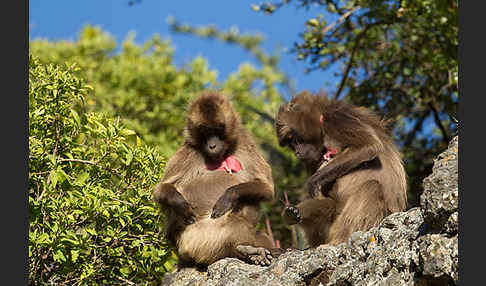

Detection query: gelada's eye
xmin=217 ymin=128 xmax=226 ymax=140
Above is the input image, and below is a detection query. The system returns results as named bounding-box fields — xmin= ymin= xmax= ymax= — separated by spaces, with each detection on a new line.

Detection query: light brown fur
xmin=153 ymin=92 xmax=276 ymax=266
xmin=277 ymin=91 xmax=407 ymax=247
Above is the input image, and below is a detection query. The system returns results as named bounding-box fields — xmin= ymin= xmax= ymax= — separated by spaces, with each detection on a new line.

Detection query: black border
xmin=458 ymin=0 xmax=479 ymax=285
xmin=5 ymin=0 xmax=29 ymax=284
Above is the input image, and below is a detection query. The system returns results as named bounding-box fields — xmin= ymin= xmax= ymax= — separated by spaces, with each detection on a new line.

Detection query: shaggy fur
xmin=153 ymin=91 xmax=277 ymax=267
xmin=277 ymin=91 xmax=407 ymax=247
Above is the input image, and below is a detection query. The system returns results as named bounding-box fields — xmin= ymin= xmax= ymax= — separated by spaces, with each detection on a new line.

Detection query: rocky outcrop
xmin=162 ymin=136 xmax=459 ymax=285
xmin=420 ymin=136 xmax=459 ymax=236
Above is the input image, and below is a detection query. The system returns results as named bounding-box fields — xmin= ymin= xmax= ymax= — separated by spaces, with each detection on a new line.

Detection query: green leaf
xmin=71 ymin=109 xmax=81 ymax=126
xmin=56 ymin=169 xmax=69 ymax=185
xmin=49 ymin=170 xmax=58 ymax=188
xmin=60 ymin=237 xmax=79 ymax=246
xmin=73 ymin=172 xmax=90 ymax=186
xmin=307 ymin=19 xmax=319 ymax=27
xmin=53 ymin=249 xmax=67 ymax=263
xmin=120 ymin=266 xmax=132 ymax=276
xmin=102 ymin=209 xmax=110 ymax=218
xmin=71 ymin=249 xmax=80 ymax=263
xmin=36 ymin=233 xmax=50 ymax=244
xmin=85 ymin=228 xmax=97 ymax=236
xmin=126 ymin=152 xmax=133 ymax=166
xmin=120 ymin=129 xmax=136 ymax=136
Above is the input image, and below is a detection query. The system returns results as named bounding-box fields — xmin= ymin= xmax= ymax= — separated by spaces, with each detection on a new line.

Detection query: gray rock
xmin=420 ymin=136 xmax=458 ymax=234
xmin=418 ymin=234 xmax=458 ymax=285
xmin=161 ymin=136 xmax=459 ymax=285
xmin=325 ymin=208 xmax=423 ymax=286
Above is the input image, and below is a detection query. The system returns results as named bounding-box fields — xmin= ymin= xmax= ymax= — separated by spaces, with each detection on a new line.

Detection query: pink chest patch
xmin=206 ymin=155 xmax=242 ymax=174
xmin=323 ymin=147 xmax=338 ymax=161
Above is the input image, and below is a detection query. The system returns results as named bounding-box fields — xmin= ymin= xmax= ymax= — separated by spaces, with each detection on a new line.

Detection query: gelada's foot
xmin=236 ymin=245 xmax=273 ymax=266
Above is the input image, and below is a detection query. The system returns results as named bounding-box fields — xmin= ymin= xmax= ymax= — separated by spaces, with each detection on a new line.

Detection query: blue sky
xmin=29 ymin=0 xmax=340 ymax=97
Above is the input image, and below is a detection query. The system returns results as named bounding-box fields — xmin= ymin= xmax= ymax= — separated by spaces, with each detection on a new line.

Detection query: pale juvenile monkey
xmin=153 ymin=91 xmax=278 ymax=267
xmin=276 ymin=91 xmax=407 ymax=247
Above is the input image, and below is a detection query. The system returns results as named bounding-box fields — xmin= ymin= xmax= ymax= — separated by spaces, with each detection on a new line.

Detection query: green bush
xmin=30 ymin=26 xmax=306 ymax=251
xmin=29 ymin=56 xmax=173 ymax=285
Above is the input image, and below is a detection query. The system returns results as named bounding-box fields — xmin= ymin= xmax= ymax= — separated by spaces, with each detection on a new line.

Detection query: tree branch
xmin=242 ymin=104 xmax=275 ymax=125
xmin=59 ymin=158 xmax=99 ymax=166
xmin=58 ymin=158 xmax=121 ymax=177
xmin=427 ymin=102 xmax=450 ymax=144
xmin=321 ymin=6 xmax=360 ymax=35
xmin=404 ymin=113 xmax=427 ymax=146
xmin=265 ymin=214 xmax=276 ymax=248
xmin=334 ymin=21 xmax=384 ymax=100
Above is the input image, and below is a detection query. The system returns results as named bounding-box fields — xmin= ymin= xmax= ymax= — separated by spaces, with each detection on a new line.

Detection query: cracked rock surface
xmin=161 ymin=136 xmax=459 ymax=285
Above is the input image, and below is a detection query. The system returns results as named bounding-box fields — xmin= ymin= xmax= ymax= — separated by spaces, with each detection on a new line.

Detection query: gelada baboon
xmin=276 ymin=91 xmax=407 ymax=247
xmin=153 ymin=91 xmax=277 ymax=267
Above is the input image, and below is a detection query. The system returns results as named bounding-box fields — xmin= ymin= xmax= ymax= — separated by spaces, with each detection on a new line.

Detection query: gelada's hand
xmin=211 ymin=189 xmax=237 ymax=219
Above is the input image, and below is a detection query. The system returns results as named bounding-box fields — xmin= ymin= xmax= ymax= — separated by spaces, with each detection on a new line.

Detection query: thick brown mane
xmin=277 ymin=91 xmax=407 ymax=247
xmin=153 ymin=91 xmax=278 ymax=267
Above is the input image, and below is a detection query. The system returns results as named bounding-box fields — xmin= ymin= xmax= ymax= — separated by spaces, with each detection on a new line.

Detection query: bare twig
xmin=113 ymin=198 xmax=134 ymax=207
xmin=94 ymin=152 xmax=110 ymax=165
xmin=321 ymin=6 xmax=360 ymax=35
xmin=280 ymin=191 xmax=291 ymax=217
xmin=58 ymin=158 xmax=121 ymax=177
xmin=265 ymin=214 xmax=276 ymax=248
xmin=242 ymin=104 xmax=275 ymax=125
xmin=59 ymin=158 xmax=99 ymax=166
xmin=52 ymin=116 xmax=60 ymax=159
xmin=116 ymin=276 xmax=136 ymax=285
xmin=37 ymin=184 xmax=47 ymax=201
xmin=29 ymin=171 xmax=50 ymax=177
